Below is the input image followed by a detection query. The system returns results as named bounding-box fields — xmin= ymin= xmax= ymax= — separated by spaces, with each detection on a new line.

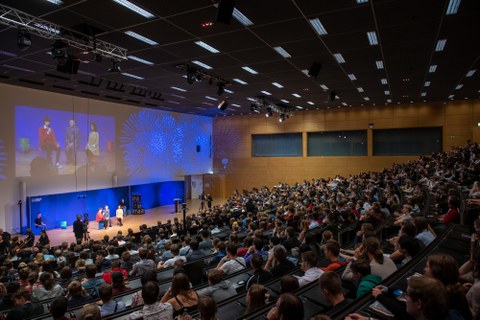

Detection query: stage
xmin=33 ymin=199 xmax=207 ymax=246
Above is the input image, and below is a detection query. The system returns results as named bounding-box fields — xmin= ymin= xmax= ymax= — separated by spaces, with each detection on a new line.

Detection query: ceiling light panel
xmin=171 ymin=86 xmax=187 ymax=92
xmin=45 ymin=0 xmax=63 ymax=5
xmin=194 ymin=41 xmax=220 ymax=53
xmin=272 ymin=82 xmax=284 ymax=88
xmin=242 ymin=66 xmax=258 ymax=74
xmin=348 ymin=74 xmax=357 ymax=80
xmin=466 ymin=69 xmax=476 ymax=77
xmin=375 ymin=60 xmax=384 ymax=69
xmin=280 ymin=99 xmax=290 ymax=103
xmin=261 ymin=90 xmax=272 ymax=96
xmin=192 ymin=60 xmax=213 ymax=69
xmin=233 ymin=78 xmax=247 ymax=85
xmin=273 ymin=46 xmax=291 ymax=58
xmin=205 ymin=96 xmax=218 ymax=101
xmin=367 ymin=31 xmax=378 ymax=45
xmin=320 ymin=84 xmax=329 ymax=90
xmin=292 ymin=93 xmax=301 ymax=98
xmin=357 ymin=87 xmax=364 ymax=92
xmin=424 ymin=81 xmax=431 ymax=87
xmin=446 ymin=0 xmax=462 ymax=15
xmin=435 ymin=39 xmax=447 ymax=51
xmin=113 ymin=0 xmax=155 ymax=18
xmin=333 ymin=53 xmax=346 ymax=63
xmin=429 ymin=65 xmax=437 ymax=73
xmin=455 ymin=84 xmax=463 ymax=89
xmin=381 ymin=78 xmax=388 ymax=85
xmin=309 ymin=18 xmax=328 ymax=36
xmin=127 ymin=55 xmax=154 ymax=65
xmin=124 ymin=30 xmax=158 ymax=45
xmin=224 ymin=89 xmax=234 ymax=94
xmin=233 ymin=8 xmax=254 ymax=26
xmin=121 ymin=72 xmax=144 ymax=80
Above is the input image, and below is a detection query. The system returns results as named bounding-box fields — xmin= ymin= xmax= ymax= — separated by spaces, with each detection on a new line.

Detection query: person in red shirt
xmin=320 ymin=240 xmax=348 ymax=271
xmin=102 ymin=260 xmax=128 ymax=284
xmin=439 ymin=197 xmax=460 ymax=225
xmin=96 ymin=207 xmax=107 ymax=230
xmin=39 ymin=116 xmax=62 ymax=168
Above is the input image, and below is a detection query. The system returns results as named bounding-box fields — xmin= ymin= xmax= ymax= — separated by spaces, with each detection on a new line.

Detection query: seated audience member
xmin=244 ymin=238 xmax=269 ymax=264
xmin=111 ymin=271 xmax=132 ymax=295
xmin=396 ymin=235 xmax=423 ymax=266
xmin=208 ymin=240 xmax=226 ymax=265
xmin=49 ymin=296 xmax=71 ymax=320
xmin=105 ymin=245 xmax=119 ymax=260
xmin=265 ymin=245 xmax=295 ymax=277
xmin=95 ymin=250 xmax=112 ymax=268
xmin=246 ymin=253 xmax=273 ymax=289
xmin=320 ymin=240 xmax=348 ymax=271
xmin=131 ymin=270 xmax=158 ymax=307
xmin=99 ymin=284 xmax=126 ymax=317
xmin=32 ymin=271 xmax=64 ymax=300
xmin=81 ymin=303 xmax=102 ymax=320
xmin=267 ymin=293 xmax=304 ymax=320
xmin=346 ymin=277 xmax=457 ymax=320
xmin=199 ymin=229 xmax=213 ymax=250
xmin=197 ymin=296 xmax=218 ymax=320
xmin=217 ymin=243 xmax=246 ymax=275
xmin=414 ymin=216 xmax=436 ymax=246
xmin=66 ymin=281 xmax=93 ymax=307
xmin=294 ymin=251 xmax=323 ymax=287
xmin=197 ymin=269 xmax=237 ymax=303
xmin=120 ymin=251 xmax=134 ymax=271
xmin=81 ymin=264 xmax=105 ymax=295
xmin=158 ymin=244 xmax=187 ymax=269
xmin=161 ymin=273 xmax=199 ymax=317
xmin=186 ymin=240 xmax=206 ymax=262
xmin=6 ymin=289 xmax=44 ymax=320
xmin=350 ymin=259 xmax=382 ymax=298
xmin=245 ymin=284 xmax=268 ymax=314
xmin=319 ymin=271 xmax=352 ymax=310
xmin=279 ymin=275 xmax=300 ymax=294
xmin=281 ymin=227 xmax=301 ymax=251
xmin=130 ymin=247 xmax=155 ymax=277
xmin=129 ymin=281 xmax=173 ymax=319
xmin=102 ymin=260 xmax=128 ymax=284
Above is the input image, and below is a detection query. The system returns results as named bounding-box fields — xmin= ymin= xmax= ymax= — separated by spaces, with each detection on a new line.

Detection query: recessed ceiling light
xmin=205 ymin=96 xmax=218 ymax=101
xmin=424 ymin=81 xmax=431 ymax=87
xmin=121 ymin=72 xmax=144 ymax=80
xmin=232 ymin=8 xmax=254 ymax=26
xmin=192 ymin=60 xmax=213 ymax=69
xmin=384 ymin=90 xmax=390 ymax=95
xmin=292 ymin=93 xmax=301 ymax=98
xmin=429 ymin=65 xmax=437 ymax=73
xmin=381 ymin=78 xmax=388 ymax=85
xmin=124 ymin=30 xmax=158 ymax=45
xmin=375 ymin=60 xmax=384 ymax=69
xmin=357 ymin=87 xmax=364 ymax=92
xmin=171 ymin=86 xmax=187 ymax=92
xmin=280 ymin=99 xmax=289 ymax=104
xmin=364 ymin=97 xmax=370 ymax=101
xmin=307 ymin=101 xmax=315 ymax=105
xmin=273 ymin=46 xmax=291 ymax=58
xmin=455 ymin=84 xmax=463 ymax=90
xmin=446 ymin=0 xmax=462 ymax=15
xmin=261 ymin=90 xmax=272 ymax=96
xmin=309 ymin=18 xmax=328 ymax=36
xmin=367 ymin=31 xmax=378 ymax=45
xmin=435 ymin=39 xmax=447 ymax=51
xmin=272 ymin=82 xmax=284 ymax=88
xmin=466 ymin=69 xmax=476 ymax=77
xmin=194 ymin=41 xmax=220 ymax=53
xmin=113 ymin=0 xmax=155 ymax=18
xmin=320 ymin=84 xmax=329 ymax=90
xmin=242 ymin=66 xmax=258 ymax=74
xmin=333 ymin=53 xmax=346 ymax=63
xmin=127 ymin=55 xmax=154 ymax=65
xmin=233 ymin=78 xmax=247 ymax=85
xmin=348 ymin=74 xmax=357 ymax=80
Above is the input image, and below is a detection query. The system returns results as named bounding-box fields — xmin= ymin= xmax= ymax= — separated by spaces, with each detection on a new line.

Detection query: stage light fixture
xmin=217 ymin=82 xmax=225 ymax=96
xmin=108 ymin=59 xmax=121 ymax=72
xmin=186 ymin=66 xmax=196 ymax=84
xmin=218 ymin=99 xmax=228 ymax=111
xmin=17 ymin=29 xmax=31 ymax=51
xmin=51 ymin=39 xmax=69 ymax=60
xmin=279 ymin=113 xmax=286 ymax=122
xmin=266 ymin=107 xmax=273 ymax=117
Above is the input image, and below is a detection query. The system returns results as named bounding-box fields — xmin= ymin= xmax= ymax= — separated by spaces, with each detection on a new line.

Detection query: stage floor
xmin=40 ymin=199 xmax=207 ymax=246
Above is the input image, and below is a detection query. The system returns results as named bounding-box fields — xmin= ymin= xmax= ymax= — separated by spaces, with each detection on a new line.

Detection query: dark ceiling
xmin=0 ymin=0 xmax=479 ymax=117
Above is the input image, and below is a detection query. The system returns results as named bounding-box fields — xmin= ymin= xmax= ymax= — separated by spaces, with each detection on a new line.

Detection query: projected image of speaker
xmin=308 ymin=62 xmax=322 ymax=78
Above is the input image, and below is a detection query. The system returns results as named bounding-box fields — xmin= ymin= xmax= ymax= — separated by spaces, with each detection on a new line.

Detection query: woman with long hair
xmin=245 ymin=284 xmax=268 ymax=314
xmin=85 ymin=122 xmax=99 ymax=166
xmin=161 ymin=273 xmax=199 ymax=317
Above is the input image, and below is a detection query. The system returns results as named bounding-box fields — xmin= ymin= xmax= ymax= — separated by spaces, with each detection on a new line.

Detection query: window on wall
xmin=373 ymin=127 xmax=442 ymax=156
xmin=307 ymin=130 xmax=367 ymax=156
xmin=252 ymin=133 xmax=302 ymax=157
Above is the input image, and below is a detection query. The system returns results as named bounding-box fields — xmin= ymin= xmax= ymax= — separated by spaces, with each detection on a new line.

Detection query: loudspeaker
xmin=218 ymin=100 xmax=228 ymax=111
xmin=308 ymin=62 xmax=322 ymax=78
xmin=196 ymin=145 xmax=201 ymax=152
xmin=217 ymin=0 xmax=235 ymax=24
xmin=329 ymin=91 xmax=337 ymax=102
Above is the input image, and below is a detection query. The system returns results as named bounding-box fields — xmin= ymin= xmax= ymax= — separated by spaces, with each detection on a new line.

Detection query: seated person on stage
xmin=96 ymin=207 xmax=107 ymax=229
xmin=116 ymin=205 xmax=124 ymax=226
xmin=34 ymin=213 xmax=46 ymax=230
xmin=103 ymin=205 xmax=111 ymax=228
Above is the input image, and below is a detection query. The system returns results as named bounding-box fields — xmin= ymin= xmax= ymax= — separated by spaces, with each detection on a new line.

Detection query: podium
xmin=173 ymin=198 xmax=182 ymax=214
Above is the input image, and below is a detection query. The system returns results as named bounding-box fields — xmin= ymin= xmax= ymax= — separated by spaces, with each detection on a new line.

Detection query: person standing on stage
xmin=116 ymin=205 xmax=124 ymax=227
xmin=85 ymin=122 xmax=99 ymax=167
xmin=39 ymin=116 xmax=62 ymax=169
xmin=65 ymin=119 xmax=80 ymax=165
xmin=73 ymin=215 xmax=84 ymax=242
xmin=119 ymin=198 xmax=128 ymax=217
xmin=34 ymin=213 xmax=46 ymax=230
xmin=103 ymin=205 xmax=111 ymax=228
xmin=207 ymin=194 xmax=213 ymax=210
xmin=96 ymin=207 xmax=108 ymax=230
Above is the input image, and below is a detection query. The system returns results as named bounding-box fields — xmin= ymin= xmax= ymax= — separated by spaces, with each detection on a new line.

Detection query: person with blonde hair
xmin=82 ymin=303 xmax=101 ymax=320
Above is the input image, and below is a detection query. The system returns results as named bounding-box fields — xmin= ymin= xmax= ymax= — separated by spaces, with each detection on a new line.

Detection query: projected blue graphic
xmin=214 ymin=124 xmax=241 ymax=173
xmin=120 ymin=110 xmax=212 ymax=179
xmin=0 ymin=139 xmax=6 ymax=180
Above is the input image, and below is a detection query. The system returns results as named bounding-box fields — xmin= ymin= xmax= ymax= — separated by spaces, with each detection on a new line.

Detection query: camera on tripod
xmin=83 ymin=213 xmax=89 ymax=232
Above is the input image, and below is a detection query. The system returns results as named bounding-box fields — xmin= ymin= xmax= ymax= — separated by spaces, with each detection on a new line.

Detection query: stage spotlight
xmin=17 ymin=29 xmax=31 ymax=51
xmin=186 ymin=66 xmax=196 ymax=84
xmin=51 ymin=40 xmax=69 ymax=60
xmin=266 ymin=107 xmax=273 ymax=117
xmin=217 ymin=82 xmax=225 ymax=96
xmin=329 ymin=90 xmax=337 ymax=102
xmin=279 ymin=114 xmax=286 ymax=122
xmin=108 ymin=59 xmax=121 ymax=73
xmin=218 ymin=99 xmax=228 ymax=111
